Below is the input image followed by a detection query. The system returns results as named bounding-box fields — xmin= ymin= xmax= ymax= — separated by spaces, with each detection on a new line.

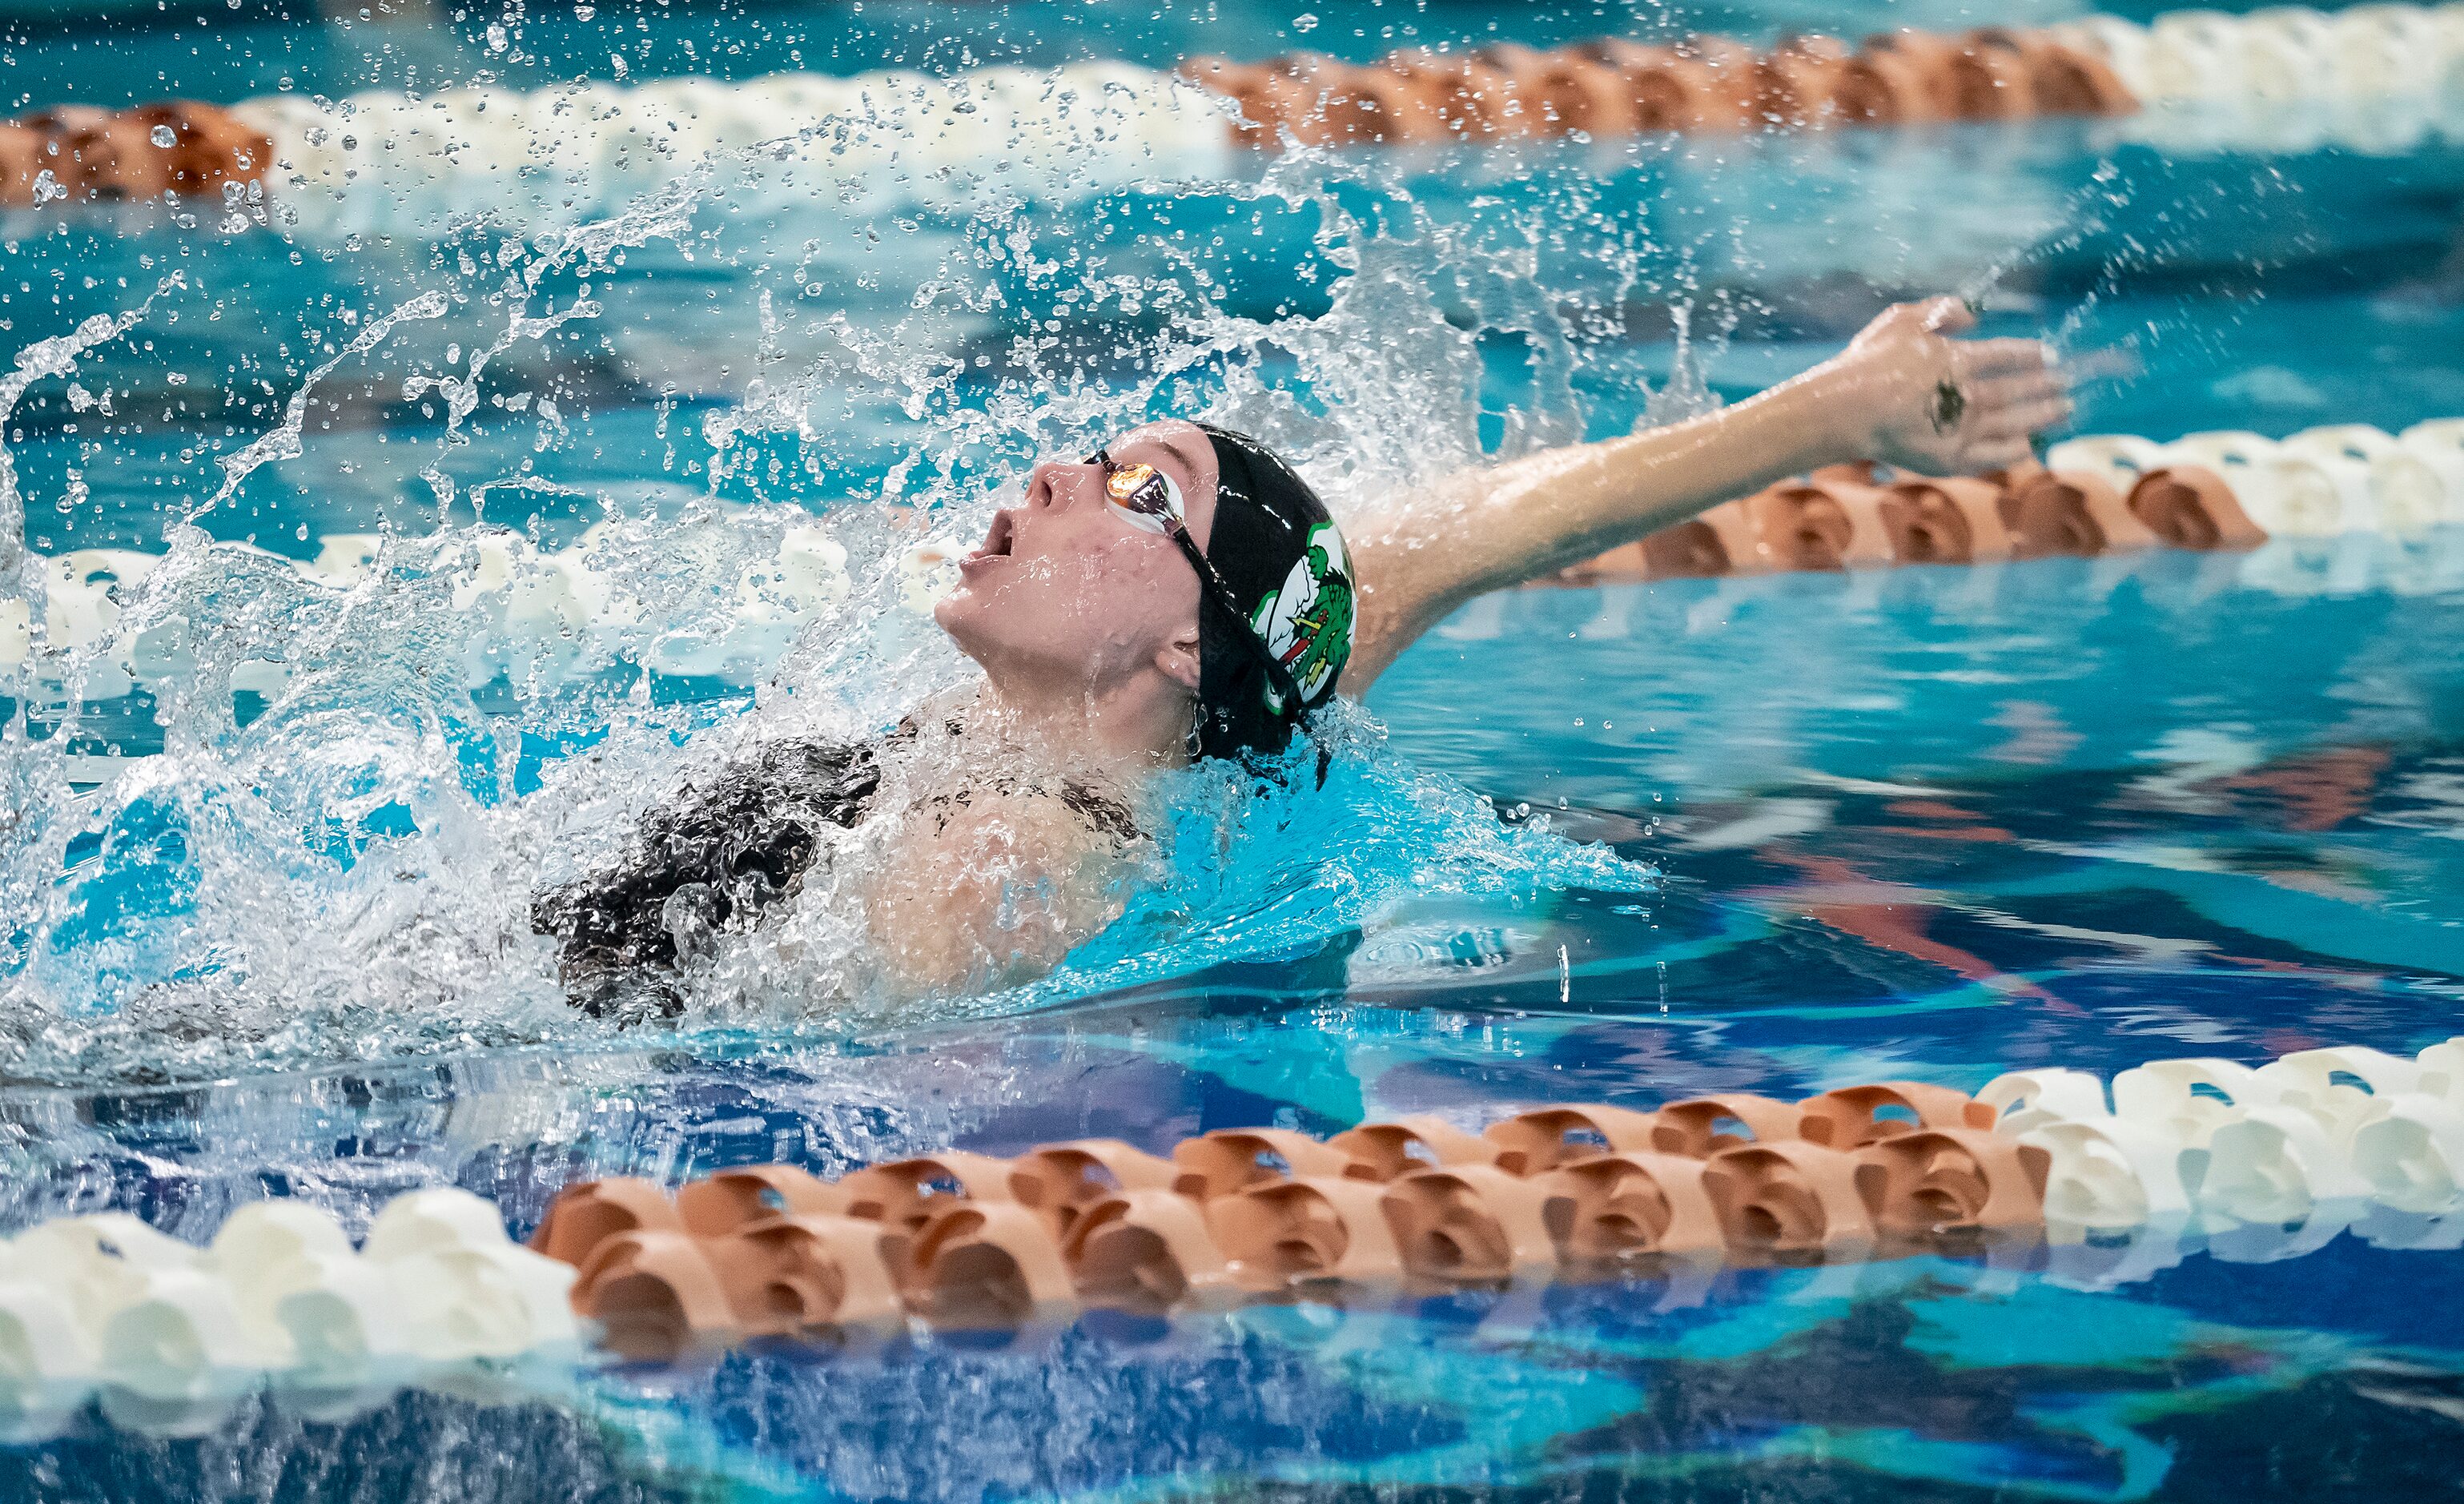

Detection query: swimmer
xmin=533 ymin=298 xmax=2068 ymax=1017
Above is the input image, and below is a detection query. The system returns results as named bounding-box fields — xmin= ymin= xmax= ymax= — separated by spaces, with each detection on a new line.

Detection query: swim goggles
xmin=1090 ymin=447 xmax=1305 ymax=710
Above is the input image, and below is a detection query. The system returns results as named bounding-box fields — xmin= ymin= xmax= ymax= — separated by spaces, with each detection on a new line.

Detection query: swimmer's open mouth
xmin=965 ymin=511 xmax=1016 ymax=567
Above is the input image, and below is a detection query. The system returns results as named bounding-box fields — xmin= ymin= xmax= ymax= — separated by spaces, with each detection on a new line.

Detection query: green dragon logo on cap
xmin=1251 ymin=521 xmax=1356 ymax=715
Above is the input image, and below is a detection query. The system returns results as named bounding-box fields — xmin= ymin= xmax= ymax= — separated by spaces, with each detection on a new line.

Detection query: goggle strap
xmin=1095 ymin=447 xmax=1309 ymax=714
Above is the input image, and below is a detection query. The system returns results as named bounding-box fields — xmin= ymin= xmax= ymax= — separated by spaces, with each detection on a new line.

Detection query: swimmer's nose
xmin=1026 ymin=460 xmax=1103 ymax=514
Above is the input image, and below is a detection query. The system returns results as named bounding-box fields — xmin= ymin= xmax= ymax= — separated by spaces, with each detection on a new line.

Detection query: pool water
xmin=13 ymin=559 xmax=2464 ymax=1501
xmin=6 ymin=0 xmax=2464 ymax=1498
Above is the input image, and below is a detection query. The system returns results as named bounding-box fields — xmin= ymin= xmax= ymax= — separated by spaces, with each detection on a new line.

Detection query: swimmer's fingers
xmin=1847 ymin=302 xmax=2068 ymax=473
xmin=1968 ymin=364 xmax=2068 ymax=416
xmin=1980 ymin=396 xmax=2075 ymax=444
xmin=1970 ymin=368 xmax=2072 ymax=431
xmin=1956 ymin=338 xmax=2057 ymax=380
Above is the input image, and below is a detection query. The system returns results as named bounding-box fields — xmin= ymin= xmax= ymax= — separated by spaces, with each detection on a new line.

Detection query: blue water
xmin=8 ymin=0 xmax=2464 ymax=1497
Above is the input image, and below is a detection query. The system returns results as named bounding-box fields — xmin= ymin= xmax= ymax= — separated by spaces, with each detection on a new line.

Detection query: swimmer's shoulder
xmin=864 ymin=772 xmax=1144 ymax=991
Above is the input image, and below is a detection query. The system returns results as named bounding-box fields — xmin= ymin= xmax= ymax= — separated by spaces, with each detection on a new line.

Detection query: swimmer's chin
xmin=930 ymin=583 xmax=977 ymax=640
xmin=931 ymin=583 xmax=1016 ymax=672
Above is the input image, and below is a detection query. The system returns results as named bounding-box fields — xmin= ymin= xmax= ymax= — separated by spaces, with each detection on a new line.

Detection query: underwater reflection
xmin=10 ymin=1242 xmax=2464 ymax=1502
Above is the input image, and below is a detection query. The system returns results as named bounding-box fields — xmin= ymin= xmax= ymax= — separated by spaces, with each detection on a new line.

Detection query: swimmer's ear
xmin=1156 ymin=626 xmax=1202 ymax=693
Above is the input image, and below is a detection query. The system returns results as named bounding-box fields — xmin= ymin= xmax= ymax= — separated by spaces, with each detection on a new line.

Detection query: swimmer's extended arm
xmin=1340 ymin=299 xmax=2069 ymax=688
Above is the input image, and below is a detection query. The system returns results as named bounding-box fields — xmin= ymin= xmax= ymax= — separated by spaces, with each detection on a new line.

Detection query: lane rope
xmin=2 ymin=1031 xmax=2455 ymax=1429
xmin=1574 ymin=416 xmax=2464 ymax=584
xmin=7 ymin=7 xmax=2464 ymax=227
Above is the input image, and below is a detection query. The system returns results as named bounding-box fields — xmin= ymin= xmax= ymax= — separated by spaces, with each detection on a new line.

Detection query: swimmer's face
xmin=936 ymin=419 xmax=1220 ymax=702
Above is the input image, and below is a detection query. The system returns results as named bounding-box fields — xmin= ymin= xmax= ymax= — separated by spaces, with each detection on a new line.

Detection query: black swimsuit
xmin=529 ymin=728 xmax=1137 ymax=1019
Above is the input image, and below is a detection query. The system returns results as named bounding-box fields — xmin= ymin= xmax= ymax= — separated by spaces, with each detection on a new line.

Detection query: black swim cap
xmin=1189 ymin=423 xmax=1357 ymax=762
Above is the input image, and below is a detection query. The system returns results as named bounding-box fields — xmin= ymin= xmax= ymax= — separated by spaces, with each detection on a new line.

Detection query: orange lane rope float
xmin=1180 ymin=26 xmax=2136 ymax=148
xmin=1562 ymin=456 xmax=2259 ymax=584
xmin=0 ymin=103 xmax=270 ymax=207
xmin=1560 ymin=416 xmax=2464 ymax=584
xmin=507 ymin=1038 xmax=2464 ymax=1361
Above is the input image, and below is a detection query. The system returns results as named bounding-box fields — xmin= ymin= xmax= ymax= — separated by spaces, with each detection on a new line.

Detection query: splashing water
xmin=0 ymin=275 xmax=187 ymax=590
xmin=0 ymin=109 xmax=1694 ymax=1088
xmin=190 ymin=291 xmax=453 ymax=525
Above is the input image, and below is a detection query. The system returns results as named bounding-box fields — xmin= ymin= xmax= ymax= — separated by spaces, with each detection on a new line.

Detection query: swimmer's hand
xmin=1832 ymin=298 xmax=2072 ymax=477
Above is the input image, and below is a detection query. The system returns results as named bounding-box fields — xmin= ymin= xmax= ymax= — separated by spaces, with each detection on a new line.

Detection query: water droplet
xmin=150 ymin=124 xmax=177 ymax=148
xmin=1292 ymin=10 xmax=1318 ymax=30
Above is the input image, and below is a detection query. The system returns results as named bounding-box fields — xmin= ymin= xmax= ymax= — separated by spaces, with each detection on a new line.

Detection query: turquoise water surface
xmin=5 ymin=0 xmax=2464 ymax=1498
